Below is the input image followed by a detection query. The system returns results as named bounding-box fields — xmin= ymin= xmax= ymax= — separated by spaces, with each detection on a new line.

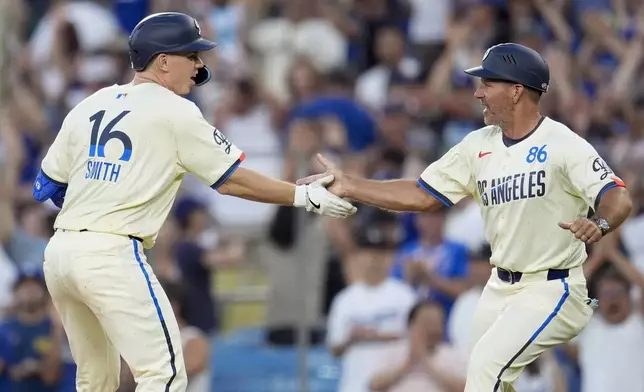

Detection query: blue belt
xmin=497 ymin=268 xmax=569 ymax=284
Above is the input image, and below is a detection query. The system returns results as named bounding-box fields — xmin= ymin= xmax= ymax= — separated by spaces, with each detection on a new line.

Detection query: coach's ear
xmin=512 ymin=84 xmax=523 ymax=104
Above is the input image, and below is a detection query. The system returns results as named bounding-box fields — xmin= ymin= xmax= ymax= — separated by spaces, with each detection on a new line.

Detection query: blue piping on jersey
xmin=492 ymin=277 xmax=570 ymax=391
xmin=211 ymin=155 xmax=245 ymax=190
xmin=594 ymin=181 xmax=618 ymax=211
xmin=132 ymin=239 xmax=177 ymax=391
xmin=417 ymin=178 xmax=454 ymax=207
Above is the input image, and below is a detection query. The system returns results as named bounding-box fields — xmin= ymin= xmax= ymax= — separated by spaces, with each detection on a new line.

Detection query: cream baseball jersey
xmin=40 ymin=83 xmax=244 ymax=249
xmin=418 ymin=116 xmax=625 ymax=273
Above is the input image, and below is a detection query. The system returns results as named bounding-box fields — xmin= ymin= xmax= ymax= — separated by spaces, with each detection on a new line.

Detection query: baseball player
xmin=31 ymin=12 xmax=357 ymax=392
xmin=298 ymin=43 xmax=633 ymax=391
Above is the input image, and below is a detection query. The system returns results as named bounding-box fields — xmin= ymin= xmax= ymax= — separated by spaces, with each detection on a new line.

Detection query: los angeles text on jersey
xmin=85 ymin=159 xmax=123 ymax=183
xmin=476 ymin=170 xmax=546 ymax=206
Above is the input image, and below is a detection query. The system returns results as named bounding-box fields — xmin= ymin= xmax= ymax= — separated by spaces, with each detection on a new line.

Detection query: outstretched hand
xmin=296 ymin=174 xmax=357 ymax=218
xmin=296 ymin=153 xmax=348 ymax=199
xmin=558 ymin=218 xmax=603 ymax=244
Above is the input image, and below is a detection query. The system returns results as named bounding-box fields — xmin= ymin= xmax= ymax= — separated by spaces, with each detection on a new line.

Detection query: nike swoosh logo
xmin=308 ymin=195 xmax=321 ymax=209
xmin=478 ymin=151 xmax=492 ymax=158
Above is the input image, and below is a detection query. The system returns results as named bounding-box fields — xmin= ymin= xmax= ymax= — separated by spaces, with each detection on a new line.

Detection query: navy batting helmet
xmin=464 ymin=43 xmax=550 ymax=93
xmin=128 ymin=12 xmax=216 ymax=86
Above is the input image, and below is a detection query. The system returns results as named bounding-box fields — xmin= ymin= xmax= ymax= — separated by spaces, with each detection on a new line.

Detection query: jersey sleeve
xmin=174 ymin=103 xmax=245 ymax=189
xmin=564 ymin=139 xmax=626 ymax=210
xmin=40 ymin=120 xmax=73 ymax=184
xmin=418 ymin=139 xmax=475 ymax=207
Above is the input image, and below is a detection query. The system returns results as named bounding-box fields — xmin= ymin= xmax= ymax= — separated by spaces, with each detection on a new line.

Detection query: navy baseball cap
xmin=173 ymin=196 xmax=207 ymax=226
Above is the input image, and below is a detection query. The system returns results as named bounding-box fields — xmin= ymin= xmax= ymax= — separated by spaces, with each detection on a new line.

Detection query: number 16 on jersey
xmin=85 ymin=110 xmax=132 ymax=183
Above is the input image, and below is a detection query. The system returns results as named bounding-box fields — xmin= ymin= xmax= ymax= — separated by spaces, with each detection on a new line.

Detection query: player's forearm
xmin=345 ymin=177 xmax=441 ymax=212
xmin=218 ymin=167 xmax=295 ymax=205
xmin=595 ymin=187 xmax=632 ymax=233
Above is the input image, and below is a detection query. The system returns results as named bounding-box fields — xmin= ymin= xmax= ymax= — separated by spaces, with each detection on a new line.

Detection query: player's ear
xmin=157 ymin=54 xmax=169 ymax=72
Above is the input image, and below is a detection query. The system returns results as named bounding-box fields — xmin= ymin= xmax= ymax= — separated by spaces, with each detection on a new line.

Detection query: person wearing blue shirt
xmin=0 ymin=327 xmax=11 ymax=391
xmin=112 ymin=0 xmax=149 ymax=35
xmin=390 ymin=209 xmax=470 ymax=319
xmin=287 ymin=70 xmax=377 ymax=153
xmin=0 ymin=270 xmax=62 ymax=392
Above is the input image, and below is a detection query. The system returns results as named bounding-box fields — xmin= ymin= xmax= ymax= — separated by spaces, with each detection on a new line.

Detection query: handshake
xmin=293 ymin=154 xmax=357 ymax=219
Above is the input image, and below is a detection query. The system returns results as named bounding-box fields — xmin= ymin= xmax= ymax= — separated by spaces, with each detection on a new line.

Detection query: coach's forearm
xmin=218 ymin=167 xmax=295 ymax=205
xmin=595 ymin=187 xmax=632 ymax=233
xmin=345 ymin=177 xmax=441 ymax=212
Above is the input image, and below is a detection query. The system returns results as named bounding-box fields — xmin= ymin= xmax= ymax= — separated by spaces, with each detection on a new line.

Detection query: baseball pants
xmin=465 ymin=265 xmax=593 ymax=392
xmin=43 ymin=230 xmax=187 ymax=392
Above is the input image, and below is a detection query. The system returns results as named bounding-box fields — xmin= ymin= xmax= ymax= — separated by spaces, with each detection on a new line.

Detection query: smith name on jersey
xmin=83 ymin=109 xmax=132 ymax=184
xmin=417 ymin=116 xmax=625 ymax=273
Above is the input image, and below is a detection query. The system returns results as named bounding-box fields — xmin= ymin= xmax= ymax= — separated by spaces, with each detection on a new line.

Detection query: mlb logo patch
xmin=116 ymin=93 xmax=128 ymax=99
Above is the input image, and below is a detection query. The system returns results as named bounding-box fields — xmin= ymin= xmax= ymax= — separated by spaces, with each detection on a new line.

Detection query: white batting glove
xmin=294 ymin=175 xmax=357 ymax=218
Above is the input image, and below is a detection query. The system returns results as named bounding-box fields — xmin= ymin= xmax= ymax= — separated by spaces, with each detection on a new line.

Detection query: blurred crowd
xmin=0 ymin=0 xmax=644 ymax=391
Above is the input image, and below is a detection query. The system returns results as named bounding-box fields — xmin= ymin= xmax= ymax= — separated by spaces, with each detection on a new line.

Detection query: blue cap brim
xmin=178 ymin=38 xmax=217 ymax=53
xmin=464 ymin=66 xmax=502 ymax=80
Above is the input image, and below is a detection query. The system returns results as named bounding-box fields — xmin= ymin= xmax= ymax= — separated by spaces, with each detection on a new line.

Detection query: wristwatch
xmin=592 ymin=217 xmax=610 ymax=236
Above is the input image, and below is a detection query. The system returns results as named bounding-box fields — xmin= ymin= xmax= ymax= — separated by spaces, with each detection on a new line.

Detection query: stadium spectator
xmin=390 ymin=209 xmax=470 ymax=319
xmin=326 ymin=224 xmax=416 ymax=392
xmin=369 ymin=300 xmax=466 ymax=392
xmin=447 ymin=244 xmax=492 ymax=358
xmin=170 ymin=196 xmax=246 ymax=335
xmin=512 ymin=350 xmax=568 ymax=392
xmin=355 ymin=25 xmax=423 ymax=112
xmin=0 ymin=269 xmax=63 ymax=391
xmin=163 ymin=280 xmax=211 ymax=392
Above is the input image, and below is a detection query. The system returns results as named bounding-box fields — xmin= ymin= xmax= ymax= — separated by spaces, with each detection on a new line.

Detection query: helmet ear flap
xmin=193 ymin=66 xmax=211 ymax=86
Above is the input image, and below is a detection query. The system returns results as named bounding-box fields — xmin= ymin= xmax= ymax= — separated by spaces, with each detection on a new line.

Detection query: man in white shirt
xmin=448 ymin=244 xmax=492 ymax=358
xmin=326 ymin=226 xmax=417 ymax=392
xmin=369 ymin=300 xmax=466 ymax=392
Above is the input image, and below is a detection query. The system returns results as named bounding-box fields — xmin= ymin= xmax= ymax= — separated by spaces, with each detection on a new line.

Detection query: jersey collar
xmin=502 ymin=115 xmax=546 ymax=147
